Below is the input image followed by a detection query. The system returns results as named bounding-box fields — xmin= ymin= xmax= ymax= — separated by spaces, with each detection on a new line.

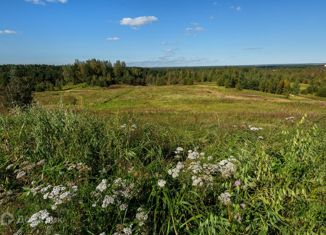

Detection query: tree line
xmin=1 ymin=60 xmax=326 ymax=108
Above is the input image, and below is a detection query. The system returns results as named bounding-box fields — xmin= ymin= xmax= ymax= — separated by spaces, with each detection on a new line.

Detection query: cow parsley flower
xmin=187 ymin=150 xmax=200 ymax=160
xmin=96 ymin=179 xmax=108 ymax=192
xmin=27 ymin=210 xmax=56 ymax=228
xmin=102 ymin=195 xmax=115 ymax=208
xmin=157 ymin=179 xmax=166 ymax=188
xmin=218 ymin=158 xmax=237 ymax=179
xmin=119 ymin=203 xmax=128 ymax=211
xmin=135 ymin=207 xmax=148 ymax=227
xmin=218 ymin=192 xmax=231 ymax=206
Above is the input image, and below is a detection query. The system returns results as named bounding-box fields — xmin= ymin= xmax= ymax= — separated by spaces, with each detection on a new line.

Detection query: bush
xmin=4 ymin=77 xmax=33 ymax=108
xmin=316 ymin=86 xmax=326 ymax=97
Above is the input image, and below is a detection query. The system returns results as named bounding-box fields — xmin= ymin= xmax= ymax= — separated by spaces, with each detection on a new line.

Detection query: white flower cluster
xmin=93 ymin=178 xmax=135 ymax=211
xmin=157 ymin=179 xmax=166 ymax=188
xmin=174 ymin=147 xmax=184 ymax=159
xmin=113 ymin=224 xmax=133 ymax=235
xmin=218 ymin=191 xmax=231 ymax=206
xmin=96 ymin=179 xmax=108 ymax=192
xmin=31 ymin=184 xmax=78 ymax=209
xmin=27 ymin=209 xmax=56 ymax=228
xmin=11 ymin=159 xmax=45 ymax=180
xmin=187 ymin=150 xmax=201 ymax=160
xmin=135 ymin=207 xmax=148 ymax=227
xmin=168 ymin=161 xmax=184 ymax=178
xmin=168 ymin=147 xmax=238 ymax=187
xmin=248 ymin=125 xmax=263 ymax=131
xmin=67 ymin=162 xmax=91 ymax=172
xmin=217 ymin=157 xmax=237 ymax=179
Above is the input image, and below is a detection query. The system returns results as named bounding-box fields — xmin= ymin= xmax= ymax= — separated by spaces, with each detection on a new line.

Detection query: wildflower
xmin=248 ymin=125 xmax=263 ymax=131
xmin=31 ymin=185 xmax=42 ymax=196
xmin=6 ymin=164 xmax=14 ymax=170
xmin=16 ymin=170 xmax=26 ymax=179
xmin=176 ymin=161 xmax=184 ymax=170
xmin=187 ymin=150 xmax=200 ymax=160
xmin=96 ymin=179 xmax=108 ymax=192
xmin=157 ymin=179 xmax=166 ymax=188
xmin=120 ymin=124 xmax=127 ymax=129
xmin=119 ymin=203 xmax=128 ymax=211
xmin=36 ymin=159 xmax=45 ymax=166
xmin=102 ymin=195 xmax=115 ymax=208
xmin=135 ymin=207 xmax=148 ymax=227
xmin=71 ymin=185 xmax=78 ymax=192
xmin=188 ymin=161 xmax=202 ymax=174
xmin=168 ymin=168 xmax=180 ymax=178
xmin=40 ymin=185 xmax=52 ymax=194
xmin=218 ymin=158 xmax=237 ymax=179
xmin=218 ymin=192 xmax=231 ymax=206
xmin=234 ymin=180 xmax=241 ymax=187
xmin=174 ymin=147 xmax=184 ymax=157
xmin=258 ymin=136 xmax=264 ymax=140
xmin=27 ymin=210 xmax=56 ymax=228
xmin=123 ymin=227 xmax=132 ymax=235
xmin=191 ymin=176 xmax=204 ymax=187
xmin=22 ymin=163 xmax=36 ymax=172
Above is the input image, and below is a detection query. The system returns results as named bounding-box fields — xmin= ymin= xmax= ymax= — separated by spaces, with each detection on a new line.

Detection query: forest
xmin=1 ymin=60 xmax=326 ymax=107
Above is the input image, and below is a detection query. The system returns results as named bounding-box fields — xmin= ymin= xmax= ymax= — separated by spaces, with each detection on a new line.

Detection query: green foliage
xmin=1 ymin=63 xmax=326 ymax=96
xmin=0 ymin=107 xmax=325 ymax=234
xmin=4 ymin=77 xmax=33 ymax=108
xmin=316 ymin=86 xmax=326 ymax=97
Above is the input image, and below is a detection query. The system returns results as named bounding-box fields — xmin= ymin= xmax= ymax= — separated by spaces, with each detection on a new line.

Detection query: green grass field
xmin=35 ymin=84 xmax=325 ymax=120
xmin=1 ymin=84 xmax=325 ymax=234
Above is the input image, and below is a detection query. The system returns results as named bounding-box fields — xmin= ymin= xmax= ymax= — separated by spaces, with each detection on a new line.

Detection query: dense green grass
xmin=1 ymin=85 xmax=326 ymax=234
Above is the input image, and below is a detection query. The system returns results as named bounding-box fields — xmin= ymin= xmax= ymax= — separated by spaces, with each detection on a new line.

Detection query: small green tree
xmin=4 ymin=77 xmax=33 ymax=108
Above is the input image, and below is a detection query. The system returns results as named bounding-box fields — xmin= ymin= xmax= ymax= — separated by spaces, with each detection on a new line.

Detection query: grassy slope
xmin=1 ymin=85 xmax=325 ymax=234
xmin=35 ymin=84 xmax=326 ymax=131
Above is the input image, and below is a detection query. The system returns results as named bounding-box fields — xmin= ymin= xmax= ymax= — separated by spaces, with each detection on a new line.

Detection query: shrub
xmin=4 ymin=77 xmax=33 ymax=108
xmin=316 ymin=86 xmax=326 ymax=97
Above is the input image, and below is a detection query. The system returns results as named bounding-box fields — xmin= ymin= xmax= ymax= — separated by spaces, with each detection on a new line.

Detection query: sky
xmin=0 ymin=0 xmax=326 ymax=67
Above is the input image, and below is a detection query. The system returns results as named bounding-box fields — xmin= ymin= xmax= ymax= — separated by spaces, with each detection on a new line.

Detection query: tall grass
xmin=0 ymin=107 xmax=325 ymax=234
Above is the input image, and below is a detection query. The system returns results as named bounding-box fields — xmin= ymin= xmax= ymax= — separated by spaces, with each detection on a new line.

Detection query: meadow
xmin=1 ymin=84 xmax=325 ymax=234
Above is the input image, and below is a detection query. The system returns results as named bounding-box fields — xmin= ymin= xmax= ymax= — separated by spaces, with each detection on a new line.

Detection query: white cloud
xmin=25 ymin=0 xmax=68 ymax=5
xmin=186 ymin=23 xmax=204 ymax=35
xmin=120 ymin=16 xmax=158 ymax=27
xmin=231 ymin=5 xmax=241 ymax=11
xmin=0 ymin=29 xmax=17 ymax=35
xmin=107 ymin=37 xmax=120 ymax=41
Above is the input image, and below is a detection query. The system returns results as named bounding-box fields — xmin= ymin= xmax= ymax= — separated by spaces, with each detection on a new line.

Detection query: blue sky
xmin=0 ymin=0 xmax=325 ymax=66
